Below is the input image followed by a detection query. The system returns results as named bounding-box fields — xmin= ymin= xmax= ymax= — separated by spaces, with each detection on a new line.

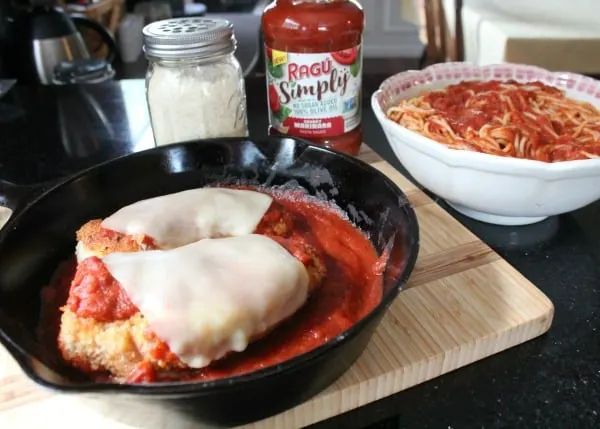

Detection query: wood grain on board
xmin=0 ymin=145 xmax=554 ymax=429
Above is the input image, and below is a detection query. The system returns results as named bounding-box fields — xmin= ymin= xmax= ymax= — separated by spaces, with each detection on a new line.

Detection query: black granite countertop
xmin=0 ymin=76 xmax=598 ymax=429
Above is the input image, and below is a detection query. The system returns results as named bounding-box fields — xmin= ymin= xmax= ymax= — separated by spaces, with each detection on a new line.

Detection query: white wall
xmin=360 ymin=0 xmax=424 ymax=58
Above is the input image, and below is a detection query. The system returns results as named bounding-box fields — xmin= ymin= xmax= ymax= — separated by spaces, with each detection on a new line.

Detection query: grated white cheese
xmin=147 ymin=61 xmax=248 ymax=146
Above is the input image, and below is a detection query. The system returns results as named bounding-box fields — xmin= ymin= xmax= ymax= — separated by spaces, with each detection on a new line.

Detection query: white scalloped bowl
xmin=371 ymin=62 xmax=600 ymax=226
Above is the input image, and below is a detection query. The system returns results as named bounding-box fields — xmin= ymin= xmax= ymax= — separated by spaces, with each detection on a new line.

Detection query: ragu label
xmin=265 ymin=44 xmax=363 ymax=138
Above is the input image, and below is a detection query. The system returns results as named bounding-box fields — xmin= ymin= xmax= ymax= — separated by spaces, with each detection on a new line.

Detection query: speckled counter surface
xmin=0 ymin=76 xmax=598 ymax=429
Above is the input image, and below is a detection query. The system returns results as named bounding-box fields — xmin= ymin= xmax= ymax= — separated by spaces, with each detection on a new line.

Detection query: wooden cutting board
xmin=0 ymin=145 xmax=554 ymax=429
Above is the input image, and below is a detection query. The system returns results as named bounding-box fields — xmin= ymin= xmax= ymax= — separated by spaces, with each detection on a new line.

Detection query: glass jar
xmin=262 ymin=0 xmax=365 ymax=156
xmin=143 ymin=18 xmax=248 ymax=147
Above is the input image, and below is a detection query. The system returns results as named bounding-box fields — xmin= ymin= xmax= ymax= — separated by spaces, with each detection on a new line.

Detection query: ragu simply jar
xmin=261 ymin=0 xmax=365 ymax=156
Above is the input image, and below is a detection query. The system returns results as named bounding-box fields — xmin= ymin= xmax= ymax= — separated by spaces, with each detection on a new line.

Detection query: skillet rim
xmin=0 ymin=136 xmax=420 ymax=396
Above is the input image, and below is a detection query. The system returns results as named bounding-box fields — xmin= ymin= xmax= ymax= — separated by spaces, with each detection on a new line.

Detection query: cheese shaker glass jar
xmin=143 ymin=18 xmax=248 ymax=147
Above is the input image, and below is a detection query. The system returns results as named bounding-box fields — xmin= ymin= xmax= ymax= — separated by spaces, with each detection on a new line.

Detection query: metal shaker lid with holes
xmin=142 ymin=18 xmax=237 ymax=60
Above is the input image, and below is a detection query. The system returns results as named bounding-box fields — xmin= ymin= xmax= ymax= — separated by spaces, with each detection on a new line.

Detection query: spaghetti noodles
xmin=386 ymin=80 xmax=600 ymax=162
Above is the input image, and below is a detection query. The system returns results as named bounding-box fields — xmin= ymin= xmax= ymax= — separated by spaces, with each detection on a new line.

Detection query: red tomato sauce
xmin=422 ymin=80 xmax=524 ymax=134
xmin=420 ymin=80 xmax=597 ymax=161
xmin=66 ymin=257 xmax=138 ymax=322
xmin=44 ymin=187 xmax=384 ymax=383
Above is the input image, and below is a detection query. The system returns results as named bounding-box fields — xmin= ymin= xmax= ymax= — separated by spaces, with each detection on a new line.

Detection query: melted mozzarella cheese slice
xmin=75 ymin=241 xmax=99 ymax=262
xmin=101 ymin=188 xmax=273 ymax=249
xmin=102 ymin=234 xmax=310 ymax=368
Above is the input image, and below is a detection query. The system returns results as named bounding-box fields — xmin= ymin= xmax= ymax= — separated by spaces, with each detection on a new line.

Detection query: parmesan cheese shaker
xmin=143 ymin=18 xmax=248 ymax=147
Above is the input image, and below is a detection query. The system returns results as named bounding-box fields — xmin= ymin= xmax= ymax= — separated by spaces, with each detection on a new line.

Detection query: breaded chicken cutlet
xmin=59 ymin=204 xmax=325 ymax=383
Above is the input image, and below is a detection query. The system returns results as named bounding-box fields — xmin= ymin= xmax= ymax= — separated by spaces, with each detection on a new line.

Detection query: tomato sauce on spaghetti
xmin=386 ymin=80 xmax=600 ymax=162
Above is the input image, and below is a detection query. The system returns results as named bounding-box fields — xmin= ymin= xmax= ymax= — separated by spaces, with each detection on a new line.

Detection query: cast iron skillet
xmin=0 ymin=137 xmax=419 ymax=427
